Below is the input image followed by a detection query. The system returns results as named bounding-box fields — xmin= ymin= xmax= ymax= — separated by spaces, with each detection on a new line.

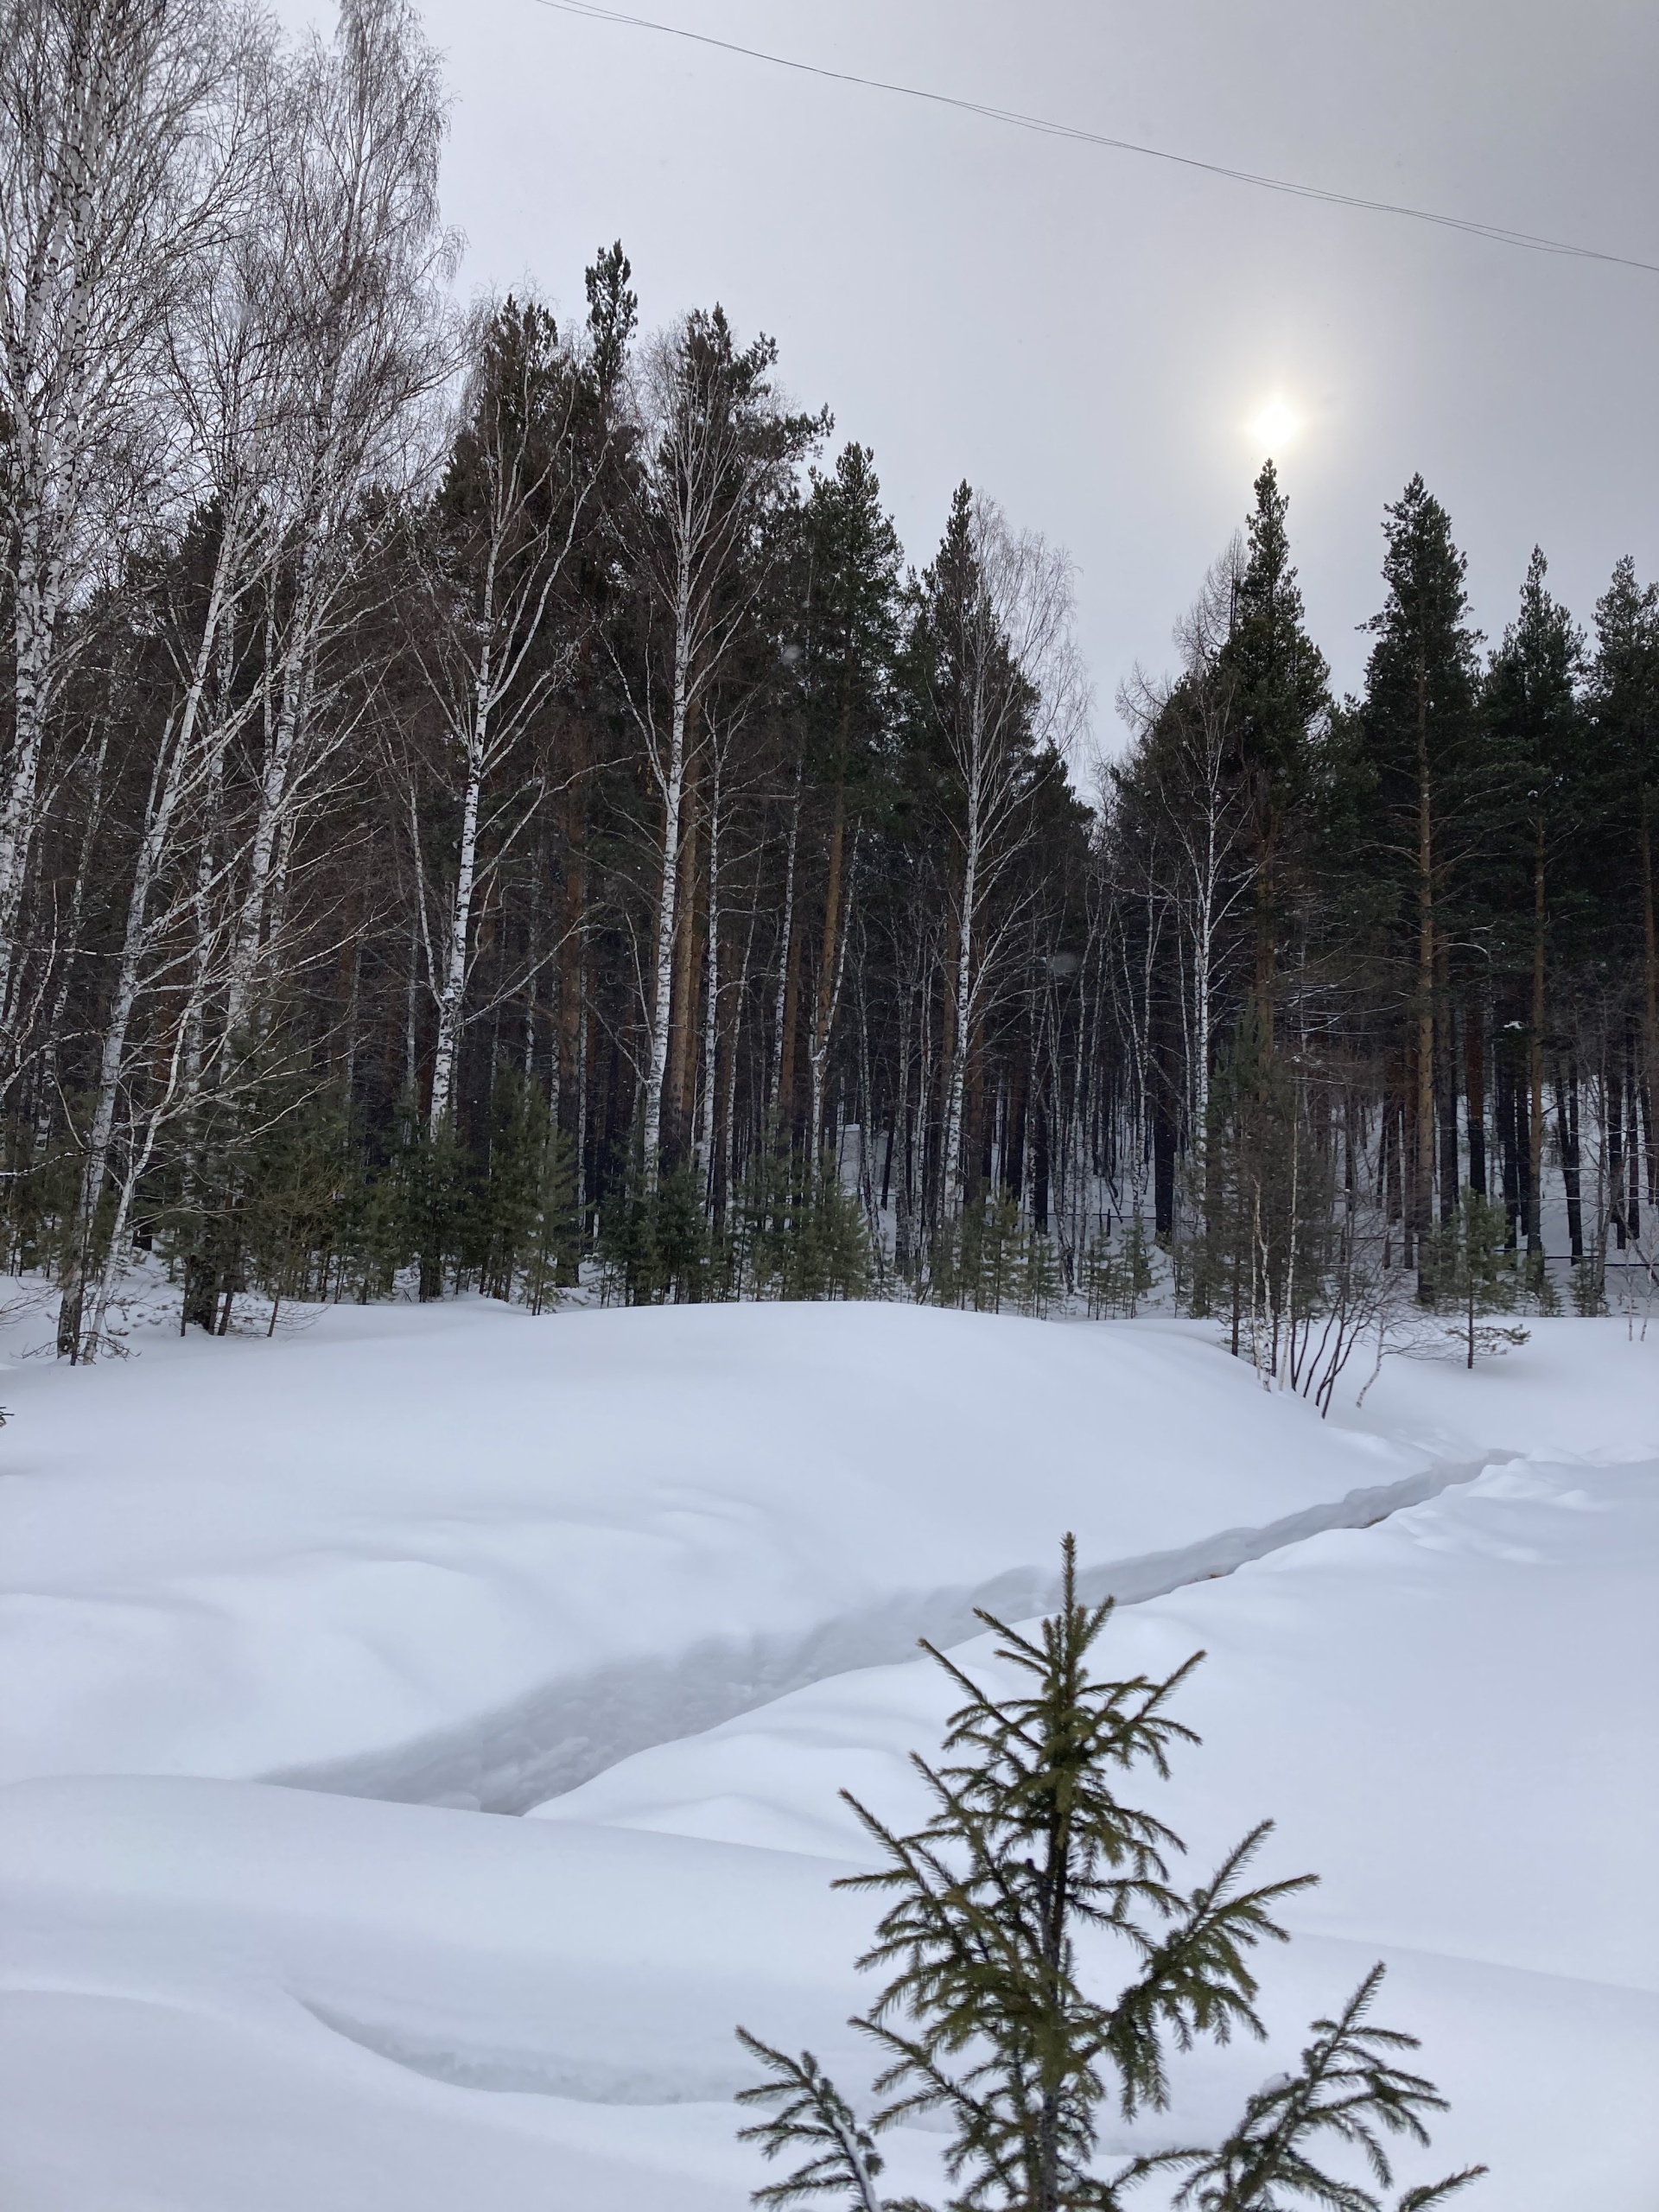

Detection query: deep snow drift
xmin=1 ymin=1298 xmax=1655 ymax=2211
xmin=0 ymin=1299 xmax=1433 ymax=1806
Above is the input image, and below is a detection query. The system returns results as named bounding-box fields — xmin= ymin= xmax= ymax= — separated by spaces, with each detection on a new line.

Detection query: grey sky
xmin=290 ymin=0 xmax=1659 ymax=739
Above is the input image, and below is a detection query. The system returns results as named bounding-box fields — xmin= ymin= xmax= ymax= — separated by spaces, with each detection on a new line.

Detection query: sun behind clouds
xmin=1249 ymin=396 xmax=1300 ymax=450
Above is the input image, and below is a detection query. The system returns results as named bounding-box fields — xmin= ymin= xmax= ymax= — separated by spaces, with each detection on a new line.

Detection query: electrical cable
xmin=529 ymin=0 xmax=1659 ymax=278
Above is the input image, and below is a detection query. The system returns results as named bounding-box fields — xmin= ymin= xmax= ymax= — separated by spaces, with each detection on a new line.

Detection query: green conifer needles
xmin=1152 ymin=1967 xmax=1486 ymax=2212
xmin=736 ymin=1537 xmax=1483 ymax=2212
xmin=737 ymin=2035 xmax=893 ymax=2212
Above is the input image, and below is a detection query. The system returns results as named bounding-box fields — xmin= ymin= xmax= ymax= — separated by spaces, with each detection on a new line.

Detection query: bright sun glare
xmin=1250 ymin=397 xmax=1300 ymax=449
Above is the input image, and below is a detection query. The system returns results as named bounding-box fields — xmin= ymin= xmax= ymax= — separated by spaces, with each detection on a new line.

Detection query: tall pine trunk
xmin=1528 ymin=815 xmax=1547 ymax=1256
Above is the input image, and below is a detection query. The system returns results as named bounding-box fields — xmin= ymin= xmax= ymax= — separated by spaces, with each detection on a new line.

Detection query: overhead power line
xmin=530 ymin=0 xmax=1659 ymax=277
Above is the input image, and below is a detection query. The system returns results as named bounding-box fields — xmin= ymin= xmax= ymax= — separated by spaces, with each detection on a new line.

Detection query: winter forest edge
xmin=3 ymin=0 xmax=1656 ymax=1388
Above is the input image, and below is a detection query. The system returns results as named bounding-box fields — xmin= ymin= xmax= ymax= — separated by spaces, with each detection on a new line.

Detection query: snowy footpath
xmin=0 ymin=1297 xmax=1654 ymax=2209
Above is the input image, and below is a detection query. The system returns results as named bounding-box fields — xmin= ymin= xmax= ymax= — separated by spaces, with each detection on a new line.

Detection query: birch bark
xmin=620 ymin=313 xmax=817 ymax=1188
xmin=0 ymin=0 xmax=253 ymax=1036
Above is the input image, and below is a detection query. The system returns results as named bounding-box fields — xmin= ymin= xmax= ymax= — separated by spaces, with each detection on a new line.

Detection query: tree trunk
xmin=768 ymin=761 xmax=803 ymax=1134
xmin=1414 ymin=660 xmax=1436 ymax=1265
xmin=664 ymin=764 xmax=702 ymax=1167
xmin=942 ymin=740 xmax=982 ymax=1219
xmin=1556 ymin=1059 xmax=1583 ymax=1263
xmin=0 ymin=518 xmax=60 ymax=1028
xmin=1640 ymin=791 xmax=1657 ymax=1206
xmin=427 ymin=685 xmax=489 ymax=1135
xmin=641 ymin=603 xmax=693 ymax=1182
xmin=777 ymin=908 xmax=803 ymax=1143
xmin=60 ymin=543 xmax=236 ymax=1357
xmin=1528 ymin=816 xmax=1546 ymax=1256
xmin=806 ymin=779 xmax=848 ymax=1159
xmin=696 ymin=757 xmax=722 ymax=1204
xmin=225 ymin=563 xmax=316 ymax=1039
xmin=558 ymin=706 xmax=589 ymax=1221
xmin=1465 ymin=1001 xmax=1487 ymax=1196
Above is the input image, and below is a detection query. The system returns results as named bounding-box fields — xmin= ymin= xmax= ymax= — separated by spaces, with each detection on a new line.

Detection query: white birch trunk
xmin=61 ymin=552 xmax=233 ymax=1352
xmin=426 ymin=571 xmax=497 ymax=1135
xmin=0 ymin=513 xmax=67 ymax=1020
xmin=807 ymin=854 xmax=855 ymax=1162
xmin=640 ymin=591 xmax=690 ymax=1181
xmin=767 ymin=762 xmax=803 ymax=1122
xmin=223 ymin=563 xmax=315 ymax=1039
xmin=941 ymin=706 xmax=983 ymax=1218
xmin=696 ymin=753 xmax=721 ymax=1200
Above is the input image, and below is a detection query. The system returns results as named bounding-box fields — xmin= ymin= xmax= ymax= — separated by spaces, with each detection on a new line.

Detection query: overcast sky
xmin=289 ymin=0 xmax=1659 ymax=743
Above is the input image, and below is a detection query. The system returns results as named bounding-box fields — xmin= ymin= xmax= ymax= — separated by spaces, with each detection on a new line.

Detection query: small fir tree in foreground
xmin=738 ymin=1538 xmax=1483 ymax=2212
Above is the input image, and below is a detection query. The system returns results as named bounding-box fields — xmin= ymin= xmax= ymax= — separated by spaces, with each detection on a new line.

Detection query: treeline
xmin=1 ymin=0 xmax=1654 ymax=1368
xmin=1110 ymin=474 xmax=1656 ymax=1392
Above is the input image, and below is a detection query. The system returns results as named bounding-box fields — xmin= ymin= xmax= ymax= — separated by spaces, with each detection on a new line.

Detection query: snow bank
xmin=0 ymin=1300 xmax=1428 ymax=1805
xmin=3 ymin=1457 xmax=1652 ymax=2211
xmin=528 ymin=1453 xmax=1659 ymax=2204
xmin=2 ymin=1299 xmax=1653 ymax=2209
xmin=535 ymin=1456 xmax=1659 ymax=1986
xmin=1325 ymin=1310 xmax=1659 ymax=1464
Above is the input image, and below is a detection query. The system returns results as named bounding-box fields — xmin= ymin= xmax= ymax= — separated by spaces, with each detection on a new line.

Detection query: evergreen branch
xmin=1102 ymin=1824 xmax=1314 ymax=2117
xmin=1395 ymin=2170 xmax=1488 ymax=2212
xmin=1166 ymin=1965 xmax=1481 ymax=2212
xmin=735 ymin=2030 xmax=891 ymax=2212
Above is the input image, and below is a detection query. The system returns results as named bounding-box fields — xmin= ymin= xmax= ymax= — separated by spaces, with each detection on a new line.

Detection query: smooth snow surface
xmin=1 ymin=1300 xmax=1655 ymax=2210
xmin=0 ymin=1300 xmax=1430 ymax=1806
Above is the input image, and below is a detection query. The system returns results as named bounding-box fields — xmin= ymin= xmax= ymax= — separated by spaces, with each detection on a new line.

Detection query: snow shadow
xmin=268 ymin=1459 xmax=1490 ymax=1815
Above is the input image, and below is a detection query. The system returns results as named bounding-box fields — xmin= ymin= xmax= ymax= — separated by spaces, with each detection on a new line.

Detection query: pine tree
xmin=1357 ymin=480 xmax=1484 ymax=1269
xmin=1217 ymin=461 xmax=1330 ymax=1033
xmin=738 ymin=1539 xmax=1481 ymax=2212
xmin=1586 ymin=558 xmax=1659 ymax=1224
xmin=792 ymin=445 xmax=903 ymax=1160
xmin=1478 ymin=550 xmax=1585 ymax=1257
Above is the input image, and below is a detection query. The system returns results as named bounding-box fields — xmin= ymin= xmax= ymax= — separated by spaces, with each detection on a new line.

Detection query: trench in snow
xmin=267 ymin=1453 xmax=1510 ymax=1818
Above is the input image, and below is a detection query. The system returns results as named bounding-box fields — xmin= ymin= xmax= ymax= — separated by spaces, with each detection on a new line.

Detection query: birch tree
xmin=907 ymin=486 xmax=1085 ymax=1219
xmin=0 ymin=0 xmax=257 ymax=1058
xmin=620 ymin=308 xmax=820 ymax=1182
xmin=219 ymin=0 xmax=454 ymax=1044
xmin=397 ymin=296 xmax=600 ymax=1135
xmin=1116 ymin=540 xmax=1255 ymax=1143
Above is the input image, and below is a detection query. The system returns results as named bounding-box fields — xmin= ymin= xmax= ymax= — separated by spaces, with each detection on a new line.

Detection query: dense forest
xmin=3 ymin=0 xmax=1655 ymax=1380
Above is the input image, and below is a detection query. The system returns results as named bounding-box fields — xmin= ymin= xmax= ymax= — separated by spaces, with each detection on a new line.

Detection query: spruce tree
xmin=738 ymin=1539 xmax=1480 ymax=2212
xmin=1421 ymin=1192 xmax=1527 ymax=1369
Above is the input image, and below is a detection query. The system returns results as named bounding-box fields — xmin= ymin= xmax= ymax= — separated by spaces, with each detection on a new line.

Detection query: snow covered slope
xmin=1 ymin=1301 xmax=1655 ymax=2211
xmin=526 ymin=1453 xmax=1659 ymax=2203
xmin=533 ymin=1454 xmax=1658 ymax=1989
xmin=1328 ymin=1310 xmax=1659 ymax=1463
xmin=3 ymin=1456 xmax=1654 ymax=2211
xmin=0 ymin=1299 xmax=1429 ymax=1806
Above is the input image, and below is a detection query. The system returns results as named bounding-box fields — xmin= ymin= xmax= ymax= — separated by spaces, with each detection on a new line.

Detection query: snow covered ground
xmin=1 ymin=1294 xmax=1654 ymax=2210
xmin=0 ymin=1298 xmax=1434 ymax=1805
